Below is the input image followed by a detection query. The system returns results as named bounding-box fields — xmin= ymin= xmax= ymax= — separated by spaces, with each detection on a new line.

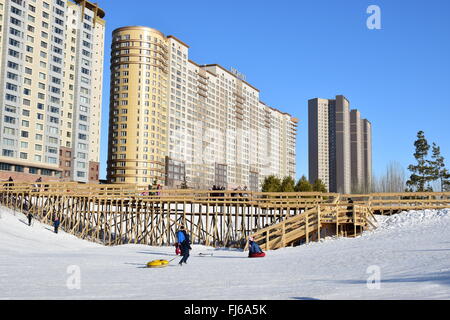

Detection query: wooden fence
xmin=0 ymin=183 xmax=331 ymax=247
xmin=247 ymin=204 xmax=377 ymax=251
xmin=1 ymin=182 xmax=449 ymax=249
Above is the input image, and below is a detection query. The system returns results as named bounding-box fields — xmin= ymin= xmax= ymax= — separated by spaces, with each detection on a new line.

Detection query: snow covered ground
xmin=1 ymin=206 xmax=450 ymax=300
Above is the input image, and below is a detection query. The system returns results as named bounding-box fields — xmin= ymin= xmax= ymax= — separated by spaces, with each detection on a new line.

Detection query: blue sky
xmin=96 ymin=0 xmax=450 ymax=181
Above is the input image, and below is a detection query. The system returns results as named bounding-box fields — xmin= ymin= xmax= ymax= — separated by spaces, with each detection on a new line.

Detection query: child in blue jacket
xmin=176 ymin=226 xmax=191 ymax=266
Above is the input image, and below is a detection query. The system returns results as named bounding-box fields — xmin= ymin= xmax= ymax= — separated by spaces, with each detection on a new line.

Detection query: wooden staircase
xmin=247 ymin=203 xmax=377 ymax=251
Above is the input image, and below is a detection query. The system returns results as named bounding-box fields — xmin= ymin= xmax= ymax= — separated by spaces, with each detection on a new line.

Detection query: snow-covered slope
xmin=1 ymin=206 xmax=450 ymax=300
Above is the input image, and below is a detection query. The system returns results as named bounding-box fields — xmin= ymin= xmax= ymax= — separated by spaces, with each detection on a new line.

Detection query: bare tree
xmin=351 ymin=177 xmax=368 ymax=194
xmin=373 ymin=161 xmax=407 ymax=193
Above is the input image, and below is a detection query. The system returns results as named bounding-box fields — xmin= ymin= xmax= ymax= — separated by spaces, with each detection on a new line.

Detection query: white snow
xmin=1 ymin=206 xmax=450 ymax=300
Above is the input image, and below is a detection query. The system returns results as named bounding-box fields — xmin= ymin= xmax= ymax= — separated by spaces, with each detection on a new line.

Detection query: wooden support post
xmin=336 ymin=205 xmax=339 ymax=237
xmin=167 ymin=201 xmax=171 ymax=246
xmin=206 ymin=202 xmax=210 ymax=247
xmin=317 ymin=206 xmax=321 ymax=242
xmin=305 ymin=210 xmax=309 ymax=244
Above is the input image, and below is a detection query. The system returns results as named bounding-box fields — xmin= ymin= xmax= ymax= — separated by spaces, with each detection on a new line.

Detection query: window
xmin=9 ymin=38 xmax=21 ymax=47
xmin=8 ymin=48 xmax=20 ymax=58
xmin=46 ymin=157 xmax=57 ymax=164
xmin=0 ymin=163 xmax=13 ymax=171
xmin=2 ymin=149 xmax=14 ymax=157
xmin=4 ymin=127 xmax=16 ymax=135
xmin=7 ymin=72 xmax=18 ymax=81
xmin=5 ymin=94 xmax=17 ymax=102
xmin=10 ymin=17 xmax=22 ymax=27
xmin=4 ymin=116 xmax=16 ymax=124
xmin=6 ymin=106 xmax=17 ymax=113
xmin=77 ymin=171 xmax=86 ymax=178
xmin=75 ymin=153 xmax=86 ymax=161
xmin=41 ymin=169 xmax=52 ymax=176
xmin=6 ymin=83 xmax=18 ymax=91
xmin=29 ymin=167 xmax=39 ymax=174
xmin=3 ymin=138 xmax=15 ymax=146
xmin=7 ymin=61 xmax=19 ymax=70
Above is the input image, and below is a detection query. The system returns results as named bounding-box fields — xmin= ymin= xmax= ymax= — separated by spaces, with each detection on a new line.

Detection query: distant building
xmin=350 ymin=110 xmax=364 ymax=191
xmin=0 ymin=0 xmax=105 ymax=183
xmin=106 ymin=26 xmax=298 ymax=190
xmin=309 ymin=95 xmax=372 ymax=193
xmin=362 ymin=119 xmax=372 ymax=191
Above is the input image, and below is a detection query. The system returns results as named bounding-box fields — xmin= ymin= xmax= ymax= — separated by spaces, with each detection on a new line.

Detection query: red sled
xmin=175 ymin=243 xmax=181 ymax=255
xmin=249 ymin=252 xmax=266 ymax=258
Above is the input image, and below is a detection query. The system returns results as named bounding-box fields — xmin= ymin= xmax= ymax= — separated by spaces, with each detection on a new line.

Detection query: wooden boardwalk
xmin=1 ymin=182 xmax=449 ymax=249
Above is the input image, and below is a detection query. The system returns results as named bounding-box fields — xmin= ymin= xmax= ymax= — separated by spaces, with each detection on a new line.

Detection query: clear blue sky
xmin=96 ymin=0 xmax=450 ymax=181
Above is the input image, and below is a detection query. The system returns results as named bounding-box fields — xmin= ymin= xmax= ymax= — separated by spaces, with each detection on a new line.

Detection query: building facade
xmin=107 ymin=26 xmax=297 ymax=190
xmin=309 ymin=95 xmax=372 ymax=194
xmin=308 ymin=98 xmax=330 ymax=190
xmin=0 ymin=0 xmax=105 ymax=183
xmin=350 ymin=109 xmax=364 ymax=192
xmin=362 ymin=119 xmax=372 ymax=191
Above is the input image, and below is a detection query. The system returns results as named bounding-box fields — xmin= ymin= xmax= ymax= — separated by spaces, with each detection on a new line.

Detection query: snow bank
xmin=1 ymin=206 xmax=450 ymax=300
xmin=376 ymin=209 xmax=450 ymax=231
xmin=0 ymin=207 xmax=99 ymax=254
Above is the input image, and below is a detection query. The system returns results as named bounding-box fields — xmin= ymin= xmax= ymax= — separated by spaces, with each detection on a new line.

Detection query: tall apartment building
xmin=0 ymin=0 xmax=105 ymax=183
xmin=349 ymin=111 xmax=373 ymax=192
xmin=309 ymin=95 xmax=372 ymax=194
xmin=308 ymin=98 xmax=330 ymax=190
xmin=350 ymin=109 xmax=363 ymax=191
xmin=107 ymin=26 xmax=297 ymax=190
xmin=362 ymin=119 xmax=372 ymax=191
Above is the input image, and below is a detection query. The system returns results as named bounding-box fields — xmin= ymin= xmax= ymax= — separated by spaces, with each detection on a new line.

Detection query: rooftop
xmin=72 ymin=0 xmax=105 ymax=19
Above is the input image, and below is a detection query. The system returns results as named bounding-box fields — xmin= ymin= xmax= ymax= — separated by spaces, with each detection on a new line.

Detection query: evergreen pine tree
xmin=429 ymin=143 xmax=449 ymax=192
xmin=312 ymin=179 xmax=328 ymax=193
xmin=295 ymin=176 xmax=313 ymax=192
xmin=280 ymin=176 xmax=296 ymax=192
xmin=406 ymin=131 xmax=434 ymax=192
xmin=442 ymin=169 xmax=450 ymax=192
xmin=261 ymin=175 xmax=282 ymax=192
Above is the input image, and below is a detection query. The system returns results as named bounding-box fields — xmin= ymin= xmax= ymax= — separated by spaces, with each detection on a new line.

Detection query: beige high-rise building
xmin=334 ymin=95 xmax=351 ymax=194
xmin=350 ymin=109 xmax=364 ymax=192
xmin=362 ymin=119 xmax=372 ymax=191
xmin=309 ymin=95 xmax=371 ymax=194
xmin=308 ymin=98 xmax=330 ymax=190
xmin=350 ymin=112 xmax=373 ymax=193
xmin=107 ymin=27 xmax=169 ymax=186
xmin=107 ymin=26 xmax=297 ymax=190
xmin=0 ymin=0 xmax=105 ymax=183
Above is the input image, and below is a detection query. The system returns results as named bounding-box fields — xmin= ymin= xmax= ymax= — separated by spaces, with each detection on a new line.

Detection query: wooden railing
xmin=0 ymin=183 xmax=333 ymax=247
xmin=342 ymin=192 xmax=450 ymax=214
xmin=0 ymin=182 xmax=448 ymax=249
xmin=247 ymin=203 xmax=377 ymax=251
